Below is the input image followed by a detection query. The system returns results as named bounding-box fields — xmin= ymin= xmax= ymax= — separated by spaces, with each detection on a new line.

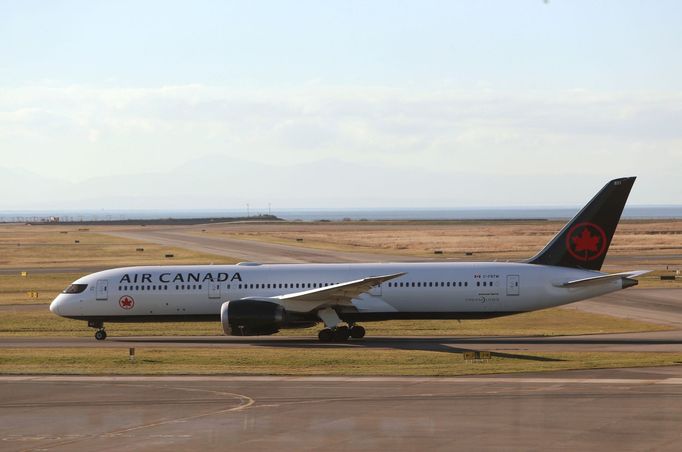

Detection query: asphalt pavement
xmin=2 ymin=368 xmax=682 ymax=451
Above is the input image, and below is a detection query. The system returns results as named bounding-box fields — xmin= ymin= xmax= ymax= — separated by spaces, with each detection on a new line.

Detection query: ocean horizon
xmin=1 ymin=206 xmax=682 ymax=222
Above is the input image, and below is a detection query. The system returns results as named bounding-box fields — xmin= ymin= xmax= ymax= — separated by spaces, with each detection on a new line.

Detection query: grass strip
xmin=2 ymin=347 xmax=682 ymax=376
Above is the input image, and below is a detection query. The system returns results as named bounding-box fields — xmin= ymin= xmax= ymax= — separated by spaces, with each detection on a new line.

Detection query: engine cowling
xmin=220 ymin=300 xmax=286 ymax=336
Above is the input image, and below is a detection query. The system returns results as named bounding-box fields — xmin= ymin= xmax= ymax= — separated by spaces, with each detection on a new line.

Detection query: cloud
xmin=0 ymin=83 xmax=680 ymax=206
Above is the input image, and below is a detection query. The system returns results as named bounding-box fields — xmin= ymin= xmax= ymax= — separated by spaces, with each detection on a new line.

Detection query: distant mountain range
xmin=0 ymin=156 xmax=675 ymax=209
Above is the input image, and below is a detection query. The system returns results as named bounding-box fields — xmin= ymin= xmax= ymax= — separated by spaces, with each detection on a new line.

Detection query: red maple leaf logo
xmin=572 ymin=228 xmax=600 ymax=253
xmin=119 ymin=296 xmax=134 ymax=309
xmin=565 ymin=222 xmax=607 ymax=261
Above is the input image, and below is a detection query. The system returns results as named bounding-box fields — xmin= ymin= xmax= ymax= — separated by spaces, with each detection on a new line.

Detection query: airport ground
xmin=1 ymin=220 xmax=682 ymax=449
xmin=3 ymin=368 xmax=682 ymax=451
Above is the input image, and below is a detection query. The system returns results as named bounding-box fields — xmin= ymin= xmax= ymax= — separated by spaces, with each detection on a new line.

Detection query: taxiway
xmin=2 ymin=367 xmax=682 ymax=451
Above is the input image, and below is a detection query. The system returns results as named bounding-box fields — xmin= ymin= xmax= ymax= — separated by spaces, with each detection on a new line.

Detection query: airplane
xmin=50 ymin=177 xmax=646 ymax=342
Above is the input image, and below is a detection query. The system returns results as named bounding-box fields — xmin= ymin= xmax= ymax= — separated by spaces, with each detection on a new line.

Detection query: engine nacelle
xmin=220 ymin=299 xmax=286 ymax=336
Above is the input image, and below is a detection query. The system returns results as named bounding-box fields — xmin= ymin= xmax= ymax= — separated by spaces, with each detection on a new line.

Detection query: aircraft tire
xmin=318 ymin=328 xmax=333 ymax=342
xmin=95 ymin=330 xmax=107 ymax=341
xmin=350 ymin=325 xmax=365 ymax=339
xmin=333 ymin=326 xmax=350 ymax=342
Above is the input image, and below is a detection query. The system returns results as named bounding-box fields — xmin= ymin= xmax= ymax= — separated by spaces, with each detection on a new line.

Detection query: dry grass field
xmin=0 ymin=224 xmax=238 ymax=269
xmin=0 ymin=219 xmax=678 ymax=309
xmin=0 ymin=273 xmax=82 ymax=305
xmin=197 ymin=219 xmax=682 ymax=262
xmin=196 ymin=219 xmax=682 ymax=285
xmin=0 ymin=221 xmax=679 ymax=376
xmin=0 ymin=224 xmax=239 ymax=305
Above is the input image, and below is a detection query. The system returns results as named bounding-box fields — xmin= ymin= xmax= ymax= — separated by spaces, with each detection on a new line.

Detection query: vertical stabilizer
xmin=527 ymin=177 xmax=635 ymax=271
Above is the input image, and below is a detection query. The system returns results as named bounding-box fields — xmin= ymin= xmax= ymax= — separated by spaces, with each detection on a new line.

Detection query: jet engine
xmin=221 ymin=299 xmax=319 ymax=336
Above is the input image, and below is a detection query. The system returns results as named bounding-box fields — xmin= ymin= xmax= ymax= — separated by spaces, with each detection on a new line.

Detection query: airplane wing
xmin=269 ymin=272 xmax=405 ymax=313
xmin=555 ymin=270 xmax=649 ymax=288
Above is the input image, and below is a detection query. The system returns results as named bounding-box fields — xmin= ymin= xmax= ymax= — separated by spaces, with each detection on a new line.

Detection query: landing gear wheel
xmin=94 ymin=330 xmax=107 ymax=341
xmin=350 ymin=325 xmax=365 ymax=339
xmin=318 ymin=328 xmax=333 ymax=342
xmin=333 ymin=326 xmax=350 ymax=342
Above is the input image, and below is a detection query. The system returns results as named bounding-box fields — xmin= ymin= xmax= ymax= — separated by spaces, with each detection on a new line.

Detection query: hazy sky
xmin=1 ymin=1 xmax=681 ymax=209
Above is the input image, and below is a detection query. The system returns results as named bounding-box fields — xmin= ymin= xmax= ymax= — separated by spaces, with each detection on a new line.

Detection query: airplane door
xmin=96 ymin=280 xmax=108 ymax=300
xmin=506 ymin=275 xmax=520 ymax=296
xmin=208 ymin=282 xmax=221 ymax=299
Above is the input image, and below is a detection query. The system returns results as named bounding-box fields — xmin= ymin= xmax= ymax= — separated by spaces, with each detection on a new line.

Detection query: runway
xmin=108 ymin=227 xmax=419 ymax=264
xmin=4 ymin=329 xmax=682 ymax=352
xmin=2 ymin=367 xmax=682 ymax=451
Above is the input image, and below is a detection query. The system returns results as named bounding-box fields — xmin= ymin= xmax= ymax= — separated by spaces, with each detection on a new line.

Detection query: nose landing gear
xmin=94 ymin=329 xmax=107 ymax=341
xmin=88 ymin=320 xmax=107 ymax=341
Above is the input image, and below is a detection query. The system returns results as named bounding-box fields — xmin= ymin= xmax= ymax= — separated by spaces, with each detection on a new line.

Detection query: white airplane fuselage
xmin=49 ymin=177 xmax=642 ymax=341
xmin=50 ymin=262 xmax=623 ymax=322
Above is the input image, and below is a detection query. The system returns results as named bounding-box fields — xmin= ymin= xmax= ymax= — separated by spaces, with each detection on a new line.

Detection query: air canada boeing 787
xmin=51 ymin=177 xmax=646 ymax=342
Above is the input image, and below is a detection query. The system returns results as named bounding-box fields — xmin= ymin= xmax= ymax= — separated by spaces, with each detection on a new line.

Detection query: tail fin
xmin=527 ymin=177 xmax=636 ymax=271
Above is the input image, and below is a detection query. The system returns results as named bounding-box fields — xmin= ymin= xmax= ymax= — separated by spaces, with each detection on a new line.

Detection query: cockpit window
xmin=63 ymin=284 xmax=88 ymax=294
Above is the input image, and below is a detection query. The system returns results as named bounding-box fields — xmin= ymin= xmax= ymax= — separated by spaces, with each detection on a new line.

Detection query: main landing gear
xmin=88 ymin=320 xmax=107 ymax=341
xmin=317 ymin=324 xmax=366 ymax=342
xmin=316 ymin=308 xmax=365 ymax=342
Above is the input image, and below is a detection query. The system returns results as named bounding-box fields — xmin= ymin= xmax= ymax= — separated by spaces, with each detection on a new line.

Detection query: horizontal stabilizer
xmin=555 ymin=270 xmax=649 ymax=288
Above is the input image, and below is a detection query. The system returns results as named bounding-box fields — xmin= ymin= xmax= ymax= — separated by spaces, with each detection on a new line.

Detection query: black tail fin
xmin=527 ymin=177 xmax=636 ymax=271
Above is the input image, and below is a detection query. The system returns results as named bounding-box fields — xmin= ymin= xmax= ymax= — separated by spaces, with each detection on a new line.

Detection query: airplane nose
xmin=50 ymin=297 xmax=61 ymax=315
